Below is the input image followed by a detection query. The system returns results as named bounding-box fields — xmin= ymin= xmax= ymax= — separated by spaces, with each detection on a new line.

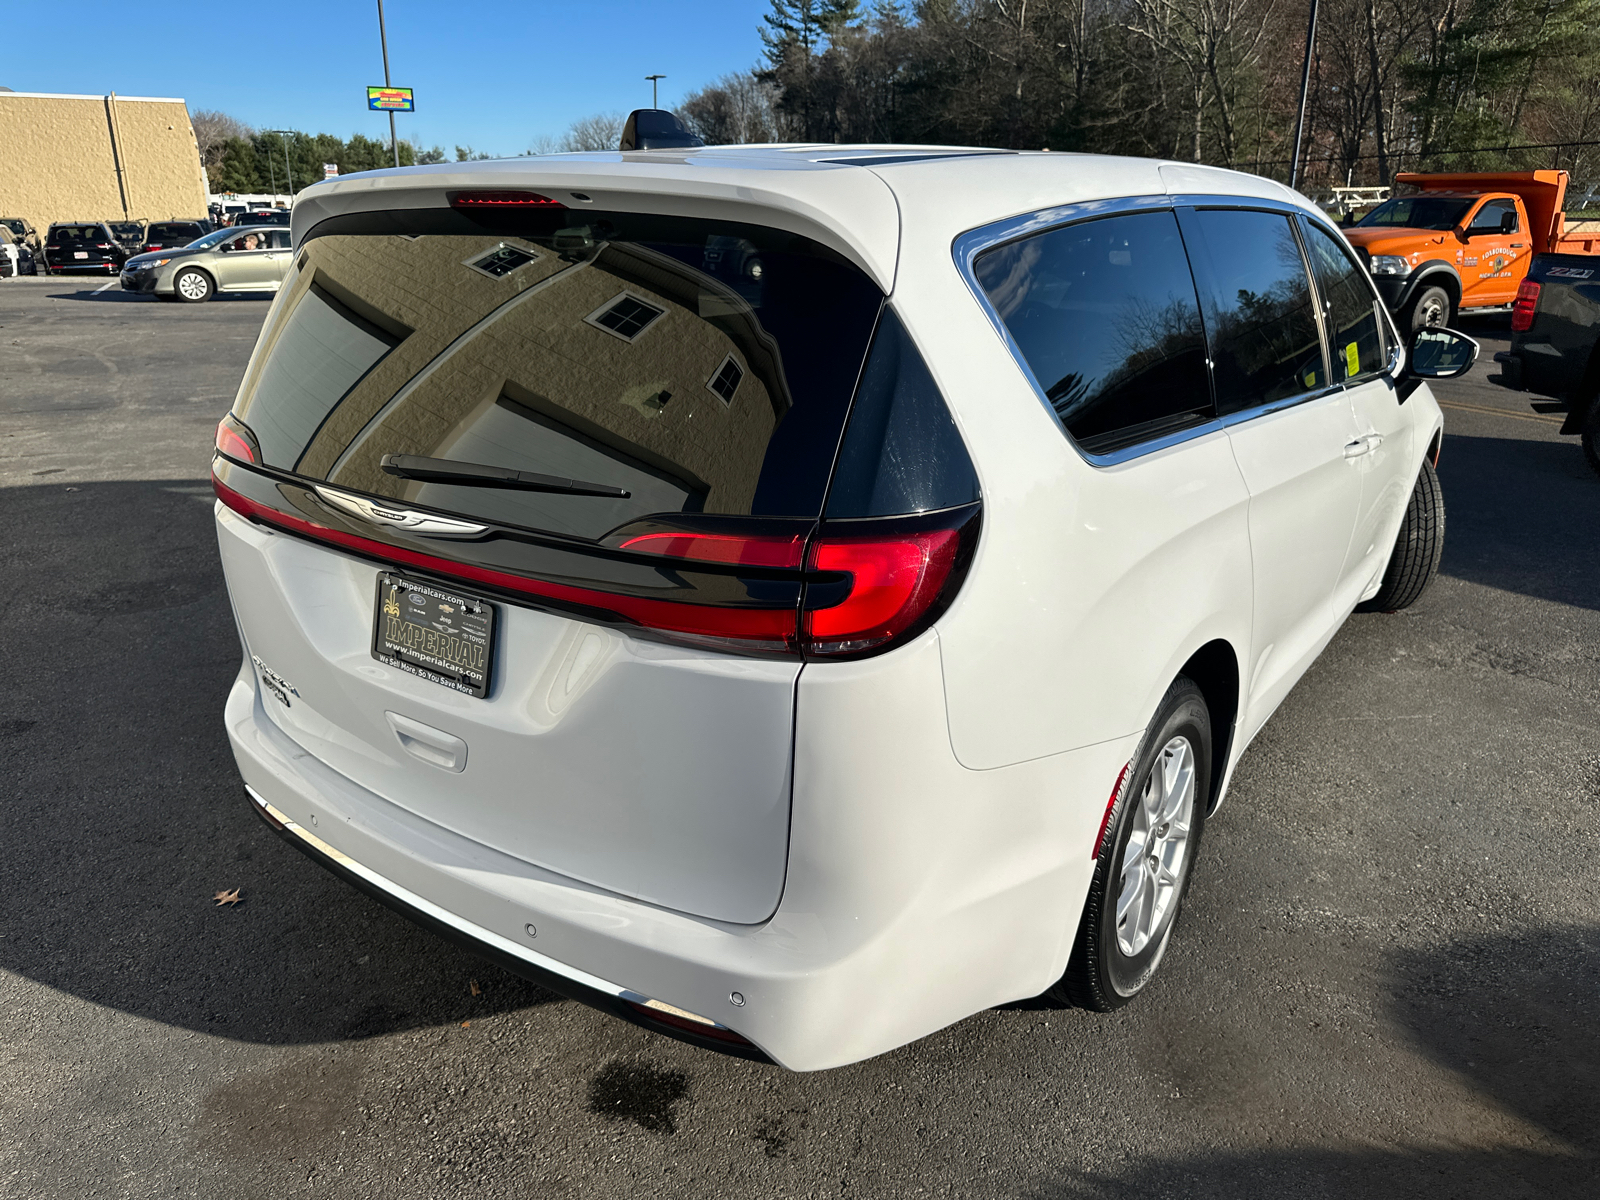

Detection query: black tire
xmin=1359 ymin=458 xmax=1445 ymax=613
xmin=173 ymin=267 xmax=213 ymax=303
xmin=1051 ymin=677 xmax=1211 ymax=1011
xmin=1402 ymin=284 xmax=1452 ymax=332
xmin=1581 ymin=397 xmax=1600 ymax=481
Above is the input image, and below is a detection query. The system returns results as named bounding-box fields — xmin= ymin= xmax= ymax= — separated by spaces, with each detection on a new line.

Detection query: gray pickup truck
xmin=1492 ymin=252 xmax=1600 ymax=476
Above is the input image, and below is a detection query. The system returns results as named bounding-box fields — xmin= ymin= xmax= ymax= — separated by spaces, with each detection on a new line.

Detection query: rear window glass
xmin=972 ymin=209 xmax=1213 ymax=455
xmin=147 ymin=223 xmax=201 ymax=242
xmin=50 ymin=225 xmax=107 ymax=242
xmin=234 ymin=210 xmax=884 ymax=539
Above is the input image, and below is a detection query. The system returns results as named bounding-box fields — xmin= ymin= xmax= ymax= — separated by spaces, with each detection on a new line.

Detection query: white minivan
xmin=212 ymin=144 xmax=1473 ymax=1070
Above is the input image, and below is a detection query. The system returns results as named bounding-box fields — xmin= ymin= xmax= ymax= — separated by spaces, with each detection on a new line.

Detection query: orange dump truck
xmin=1342 ymin=170 xmax=1600 ymax=331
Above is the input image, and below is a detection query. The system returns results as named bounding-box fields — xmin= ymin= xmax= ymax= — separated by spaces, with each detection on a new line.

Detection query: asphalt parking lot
xmin=2 ymin=274 xmax=1597 ymax=1199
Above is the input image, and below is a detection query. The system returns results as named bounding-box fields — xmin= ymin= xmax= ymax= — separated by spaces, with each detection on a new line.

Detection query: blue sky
xmin=4 ymin=1 xmax=770 ymax=154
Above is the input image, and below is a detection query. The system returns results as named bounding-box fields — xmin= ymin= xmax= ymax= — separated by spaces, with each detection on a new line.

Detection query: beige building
xmin=0 ymin=90 xmax=208 ymax=235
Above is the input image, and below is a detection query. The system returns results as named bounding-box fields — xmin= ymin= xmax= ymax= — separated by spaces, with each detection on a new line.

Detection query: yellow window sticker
xmin=1345 ymin=341 xmax=1361 ymax=377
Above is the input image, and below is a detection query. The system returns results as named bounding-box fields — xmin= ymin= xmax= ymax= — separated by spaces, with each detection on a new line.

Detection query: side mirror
xmin=1500 ymin=212 xmax=1517 ymax=235
xmin=1405 ymin=327 xmax=1478 ymax=380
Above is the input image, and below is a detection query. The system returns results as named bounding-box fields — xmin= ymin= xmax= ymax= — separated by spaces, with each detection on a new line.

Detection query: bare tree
xmin=191 ymin=109 xmax=252 ymax=174
xmin=682 ymin=72 xmax=793 ymax=143
xmin=562 ymin=113 xmax=626 ymax=152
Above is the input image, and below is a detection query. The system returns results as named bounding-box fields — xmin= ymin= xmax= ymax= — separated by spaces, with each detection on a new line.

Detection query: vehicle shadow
xmin=0 ymin=479 xmax=560 ymax=1044
xmin=1020 ymin=924 xmax=1600 ymax=1198
xmin=44 ymin=289 xmax=271 ymax=303
xmin=1436 ymin=431 xmax=1599 ymax=611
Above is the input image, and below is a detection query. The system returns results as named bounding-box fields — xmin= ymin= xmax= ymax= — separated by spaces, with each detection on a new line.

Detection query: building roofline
xmin=0 ymin=91 xmax=187 ymax=104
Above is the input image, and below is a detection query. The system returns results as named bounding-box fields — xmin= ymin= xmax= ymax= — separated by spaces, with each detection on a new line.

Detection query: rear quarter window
xmin=972 ymin=209 xmax=1213 ymax=455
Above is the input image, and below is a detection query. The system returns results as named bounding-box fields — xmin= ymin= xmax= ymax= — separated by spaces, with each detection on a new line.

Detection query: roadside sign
xmin=367 ymin=86 xmax=414 ymax=112
xmin=323 ymin=163 xmax=338 ymax=179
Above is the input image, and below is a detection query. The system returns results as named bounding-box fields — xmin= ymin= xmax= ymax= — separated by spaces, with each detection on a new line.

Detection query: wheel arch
xmin=1175 ymin=639 xmax=1240 ymax=814
xmin=1404 ymin=263 xmax=1462 ymax=310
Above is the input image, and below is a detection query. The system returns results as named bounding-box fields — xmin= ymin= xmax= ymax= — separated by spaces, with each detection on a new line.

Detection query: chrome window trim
xmin=952 ymin=192 xmax=1384 ymax=467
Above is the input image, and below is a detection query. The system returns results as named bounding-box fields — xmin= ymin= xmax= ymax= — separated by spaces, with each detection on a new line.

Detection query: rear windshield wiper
xmin=380 ymin=454 xmax=630 ymax=498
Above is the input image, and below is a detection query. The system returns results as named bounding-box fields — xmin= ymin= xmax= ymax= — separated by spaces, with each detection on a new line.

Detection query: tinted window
xmin=233 ymin=211 xmax=884 ymax=539
xmin=147 ymin=223 xmax=201 ymax=242
xmin=1357 ymin=197 xmax=1473 ymax=231
xmin=49 ymin=225 xmax=105 ymax=243
xmin=1184 ymin=209 xmax=1325 ymax=415
xmin=826 ymin=307 xmax=979 ymax=518
xmin=973 ymin=210 xmax=1212 ymax=454
xmin=1468 ymin=198 xmax=1517 ymax=235
xmin=1303 ymin=221 xmax=1386 ymax=383
xmin=248 ymin=283 xmax=401 ymax=467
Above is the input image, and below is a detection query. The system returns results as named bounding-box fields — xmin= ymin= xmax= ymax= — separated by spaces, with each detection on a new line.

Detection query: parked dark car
xmin=1 ymin=217 xmax=42 ymax=255
xmin=142 ymin=220 xmax=210 ymax=253
xmin=1491 ymin=251 xmax=1600 ymax=476
xmin=109 ymin=220 xmax=147 ymax=253
xmin=236 ymin=209 xmax=291 ymax=227
xmin=0 ymin=225 xmax=39 ymax=276
xmin=43 ymin=223 xmax=129 ymax=275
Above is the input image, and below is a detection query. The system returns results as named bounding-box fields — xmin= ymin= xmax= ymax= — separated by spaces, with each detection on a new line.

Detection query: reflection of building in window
xmin=586 ymin=292 xmax=665 ymax=341
xmin=706 ymin=354 xmax=743 ymax=405
xmin=466 ymin=242 xmax=539 ymax=279
xmin=284 ymin=234 xmax=792 ymax=529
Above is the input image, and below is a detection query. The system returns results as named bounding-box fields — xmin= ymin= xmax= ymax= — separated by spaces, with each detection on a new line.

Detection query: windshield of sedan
xmin=1357 ymin=197 xmax=1474 ymax=231
xmin=186 ymin=229 xmax=238 ymax=250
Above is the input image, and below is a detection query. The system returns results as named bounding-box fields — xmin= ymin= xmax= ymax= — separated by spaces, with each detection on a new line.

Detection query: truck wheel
xmin=1403 ymin=285 xmax=1452 ymax=332
xmin=1581 ymin=397 xmax=1600 ymax=480
xmin=1049 ymin=677 xmax=1211 ymax=1011
xmin=1359 ymin=459 xmax=1445 ymax=613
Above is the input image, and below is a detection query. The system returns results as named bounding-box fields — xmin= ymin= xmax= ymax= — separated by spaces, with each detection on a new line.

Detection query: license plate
xmin=372 ymin=572 xmax=495 ymax=697
xmin=73 ymin=251 xmax=88 ymax=259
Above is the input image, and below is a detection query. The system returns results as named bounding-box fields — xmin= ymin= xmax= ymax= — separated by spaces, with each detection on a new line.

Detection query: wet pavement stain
xmin=586 ymin=1061 xmax=688 ymax=1135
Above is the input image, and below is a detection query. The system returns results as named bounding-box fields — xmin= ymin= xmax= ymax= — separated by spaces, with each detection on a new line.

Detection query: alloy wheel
xmin=1115 ymin=736 xmax=1196 ymax=957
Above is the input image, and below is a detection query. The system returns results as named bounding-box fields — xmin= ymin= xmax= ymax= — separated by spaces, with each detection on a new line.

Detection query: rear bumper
xmin=224 ymin=619 xmax=1133 ymax=1070
xmin=241 ymin=776 xmax=772 ymax=1062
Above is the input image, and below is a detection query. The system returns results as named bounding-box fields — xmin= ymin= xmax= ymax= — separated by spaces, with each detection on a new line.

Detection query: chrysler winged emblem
xmin=314 ymin=486 xmax=489 ymax=538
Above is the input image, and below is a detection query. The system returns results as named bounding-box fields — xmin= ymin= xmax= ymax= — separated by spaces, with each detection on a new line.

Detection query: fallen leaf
xmin=460 ymin=1020 xmax=471 ymax=1028
xmin=213 ymin=888 xmax=242 ymax=906
xmin=469 ymin=979 xmax=481 ymax=997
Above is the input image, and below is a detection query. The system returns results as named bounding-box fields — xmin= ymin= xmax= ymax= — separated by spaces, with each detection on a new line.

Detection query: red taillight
xmin=212 ymin=475 xmax=799 ymax=651
xmin=1091 ymin=763 xmax=1131 ymax=859
xmin=803 ymin=529 xmax=960 ymax=655
xmin=1510 ymin=280 xmax=1541 ymax=331
xmin=214 ymin=416 xmax=257 ymax=464
xmin=619 ymin=530 xmax=805 ymax=570
xmin=450 ymin=190 xmax=564 ymax=209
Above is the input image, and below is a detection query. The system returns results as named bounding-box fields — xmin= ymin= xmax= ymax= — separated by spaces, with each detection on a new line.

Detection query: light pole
xmin=1288 ymin=0 xmax=1319 ymax=191
xmin=266 ymin=129 xmax=295 ymax=205
xmin=376 ymin=0 xmax=400 ymax=168
xmin=646 ymin=74 xmax=665 ymax=109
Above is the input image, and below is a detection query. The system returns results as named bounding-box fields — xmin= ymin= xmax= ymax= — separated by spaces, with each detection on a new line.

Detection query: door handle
xmin=1343 ymin=434 xmax=1382 ymax=458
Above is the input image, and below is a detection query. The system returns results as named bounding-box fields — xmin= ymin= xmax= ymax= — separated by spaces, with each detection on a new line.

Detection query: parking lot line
xmin=93 ymin=280 xmax=117 ymax=293
xmin=1435 ymin=397 xmax=1563 ymax=425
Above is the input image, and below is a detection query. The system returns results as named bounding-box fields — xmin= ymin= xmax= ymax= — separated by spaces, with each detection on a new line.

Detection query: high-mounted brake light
xmin=619 ymin=530 xmax=806 ymax=570
xmin=803 ymin=529 xmax=960 ymax=655
xmin=1510 ymin=280 xmax=1541 ymax=332
xmin=450 ymin=191 xmax=564 ymax=209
